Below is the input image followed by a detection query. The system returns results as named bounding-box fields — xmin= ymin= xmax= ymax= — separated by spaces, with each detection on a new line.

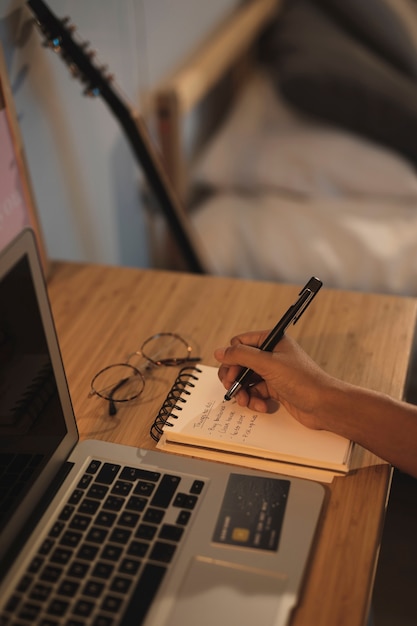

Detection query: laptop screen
xmin=0 ymin=253 xmax=67 ymax=534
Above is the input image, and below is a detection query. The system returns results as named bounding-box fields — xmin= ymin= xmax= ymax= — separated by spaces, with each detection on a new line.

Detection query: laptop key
xmin=143 ymin=508 xmax=164 ymax=524
xmin=110 ymin=576 xmax=132 ymax=594
xmin=120 ymin=563 xmax=167 ymax=626
xmin=135 ymin=523 xmax=157 ymax=541
xmin=86 ymin=527 xmax=108 ymax=543
xmin=190 ymin=479 xmax=205 ymax=494
xmin=67 ymin=561 xmax=90 ymax=578
xmin=100 ymin=545 xmax=123 ymax=561
xmin=57 ymin=579 xmax=79 ymax=597
xmin=159 ymin=523 xmax=184 ymax=542
xmin=59 ymin=530 xmax=82 ymax=548
xmin=48 ymin=521 xmax=65 ymax=538
xmin=176 ymin=510 xmax=191 ymax=526
xmin=46 ymin=598 xmax=69 ymax=616
xmin=93 ymin=615 xmax=114 ymax=626
xmin=79 ymin=498 xmax=100 ymax=515
xmin=87 ymin=484 xmax=108 ymax=500
xmin=28 ymin=555 xmax=44 ymax=574
xmin=149 ymin=541 xmax=176 ymax=563
xmin=82 ymin=580 xmax=105 ymax=598
xmin=103 ymin=496 xmax=124 ymax=512
xmin=173 ymin=493 xmax=198 ymax=509
xmin=86 ymin=459 xmax=101 ymax=474
xmin=95 ymin=512 xmax=117 ymax=527
xmin=17 ymin=575 xmax=32 ymax=593
xmin=72 ymin=598 xmax=94 ymax=617
xmin=40 ymin=565 xmax=62 ymax=583
xmin=133 ymin=481 xmax=155 ymax=497
xmin=39 ymin=538 xmax=54 ymax=555
xmin=118 ymin=558 xmax=141 ymax=576
xmin=118 ymin=512 xmax=140 ymax=528
xmin=76 ymin=543 xmax=99 ymax=561
xmin=69 ymin=514 xmax=92 ymax=531
xmin=77 ymin=474 xmax=93 ymax=489
xmin=125 ymin=496 xmax=147 ymax=512
xmin=50 ymin=547 xmax=72 ymax=565
xmin=58 ymin=504 xmax=74 ymax=521
xmin=18 ymin=601 xmax=41 ymax=620
xmin=68 ymin=489 xmax=84 ymax=505
xmin=150 ymin=474 xmax=181 ymax=508
xmin=101 ymin=594 xmax=123 ymax=613
xmin=126 ymin=540 xmax=148 ymax=558
xmin=109 ymin=528 xmax=131 ymax=544
xmin=111 ymin=481 xmax=132 ymax=496
xmin=29 ymin=583 xmax=52 ymax=602
xmin=95 ymin=463 xmax=121 ymax=485
xmin=92 ymin=562 xmax=114 ymax=579
xmin=119 ymin=467 xmax=160 ymax=482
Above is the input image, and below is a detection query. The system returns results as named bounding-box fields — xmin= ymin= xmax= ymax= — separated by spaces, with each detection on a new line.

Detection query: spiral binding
xmin=150 ymin=366 xmax=202 ymax=442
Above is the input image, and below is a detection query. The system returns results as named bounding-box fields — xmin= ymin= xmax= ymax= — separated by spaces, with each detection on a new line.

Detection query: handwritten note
xmin=164 ymin=364 xmax=352 ymax=468
xmin=193 ymin=400 xmax=260 ymax=445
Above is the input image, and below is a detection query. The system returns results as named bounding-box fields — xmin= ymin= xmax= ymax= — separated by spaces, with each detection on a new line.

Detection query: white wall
xmin=0 ymin=0 xmax=238 ymax=266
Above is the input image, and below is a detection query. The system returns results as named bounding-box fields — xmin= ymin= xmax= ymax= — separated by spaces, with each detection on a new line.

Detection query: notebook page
xmin=162 ymin=365 xmax=351 ymax=471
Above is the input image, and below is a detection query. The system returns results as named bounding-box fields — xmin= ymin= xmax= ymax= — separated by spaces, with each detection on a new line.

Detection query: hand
xmin=214 ymin=331 xmax=334 ymax=431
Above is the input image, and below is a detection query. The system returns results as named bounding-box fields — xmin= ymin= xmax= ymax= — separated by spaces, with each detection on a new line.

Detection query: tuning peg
xmin=42 ymin=35 xmax=62 ymax=51
xmin=61 ymin=16 xmax=76 ymax=34
xmin=68 ymin=63 xmax=80 ymax=78
xmin=83 ymin=87 xmax=101 ymax=98
xmin=86 ymin=49 xmax=97 ymax=61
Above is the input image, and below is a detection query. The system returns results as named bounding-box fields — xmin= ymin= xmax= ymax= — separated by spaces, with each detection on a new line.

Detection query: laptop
xmin=0 ymin=229 xmax=325 ymax=626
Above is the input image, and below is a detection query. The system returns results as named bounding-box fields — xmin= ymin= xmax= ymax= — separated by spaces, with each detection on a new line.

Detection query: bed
xmin=149 ymin=0 xmax=417 ymax=296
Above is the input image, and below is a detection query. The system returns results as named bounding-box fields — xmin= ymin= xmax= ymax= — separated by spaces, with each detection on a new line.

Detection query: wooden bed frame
xmin=149 ymin=0 xmax=283 ymax=207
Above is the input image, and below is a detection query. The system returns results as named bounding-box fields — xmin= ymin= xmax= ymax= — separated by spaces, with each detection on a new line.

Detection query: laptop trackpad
xmin=165 ymin=557 xmax=290 ymax=626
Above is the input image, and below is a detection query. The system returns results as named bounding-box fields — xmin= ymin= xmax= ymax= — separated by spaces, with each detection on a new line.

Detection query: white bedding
xmin=190 ymin=69 xmax=417 ymax=295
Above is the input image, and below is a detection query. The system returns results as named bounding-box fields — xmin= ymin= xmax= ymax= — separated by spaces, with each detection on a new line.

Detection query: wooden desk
xmin=47 ymin=262 xmax=417 ymax=626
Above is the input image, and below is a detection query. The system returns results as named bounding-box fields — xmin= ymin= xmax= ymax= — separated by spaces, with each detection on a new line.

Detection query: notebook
xmin=0 ymin=229 xmax=325 ymax=626
xmin=152 ymin=366 xmax=353 ymax=482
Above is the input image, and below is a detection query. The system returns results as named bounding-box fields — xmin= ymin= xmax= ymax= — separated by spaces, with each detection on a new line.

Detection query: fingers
xmin=229 ymin=330 xmax=270 ymax=349
xmin=215 ymin=332 xmax=289 ymax=377
xmin=214 ymin=333 xmax=278 ymax=411
xmin=214 ymin=342 xmax=267 ymax=386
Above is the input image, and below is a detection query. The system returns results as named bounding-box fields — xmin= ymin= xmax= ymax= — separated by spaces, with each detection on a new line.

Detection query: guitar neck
xmin=27 ymin=0 xmax=207 ymax=274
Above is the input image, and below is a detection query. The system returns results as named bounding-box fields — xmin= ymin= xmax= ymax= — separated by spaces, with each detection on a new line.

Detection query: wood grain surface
xmin=47 ymin=262 xmax=417 ymax=626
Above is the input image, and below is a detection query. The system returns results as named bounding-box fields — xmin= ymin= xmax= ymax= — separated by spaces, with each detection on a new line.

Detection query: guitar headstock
xmin=26 ymin=0 xmax=207 ymax=274
xmin=27 ymin=0 xmax=114 ymax=98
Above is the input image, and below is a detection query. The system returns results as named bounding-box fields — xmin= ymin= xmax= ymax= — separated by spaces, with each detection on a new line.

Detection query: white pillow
xmin=193 ymin=68 xmax=417 ymax=199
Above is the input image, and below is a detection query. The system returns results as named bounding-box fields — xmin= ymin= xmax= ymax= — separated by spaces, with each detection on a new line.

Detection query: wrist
xmin=314 ymin=377 xmax=357 ymax=436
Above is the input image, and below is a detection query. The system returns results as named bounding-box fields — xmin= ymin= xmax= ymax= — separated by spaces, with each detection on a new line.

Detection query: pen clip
xmin=292 ymin=277 xmax=322 ymax=325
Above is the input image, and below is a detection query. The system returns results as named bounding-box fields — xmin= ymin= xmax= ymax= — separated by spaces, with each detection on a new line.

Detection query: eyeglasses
xmin=89 ymin=332 xmax=200 ymax=415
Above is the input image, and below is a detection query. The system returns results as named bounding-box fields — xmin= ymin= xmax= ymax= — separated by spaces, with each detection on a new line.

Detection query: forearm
xmin=319 ymin=379 xmax=417 ymax=478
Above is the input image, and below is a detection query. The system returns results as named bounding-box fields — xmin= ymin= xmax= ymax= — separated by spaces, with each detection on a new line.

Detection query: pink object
xmin=0 ymin=108 xmax=30 ymax=250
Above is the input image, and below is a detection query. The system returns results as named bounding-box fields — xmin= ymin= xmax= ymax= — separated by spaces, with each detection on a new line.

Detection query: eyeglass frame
xmin=89 ymin=332 xmax=201 ymax=416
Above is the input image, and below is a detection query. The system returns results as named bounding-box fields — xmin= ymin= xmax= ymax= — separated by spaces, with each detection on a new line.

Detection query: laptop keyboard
xmin=1 ymin=459 xmax=205 ymax=626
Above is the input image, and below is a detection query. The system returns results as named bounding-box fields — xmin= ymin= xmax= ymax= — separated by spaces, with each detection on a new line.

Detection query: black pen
xmin=224 ymin=277 xmax=323 ymax=401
